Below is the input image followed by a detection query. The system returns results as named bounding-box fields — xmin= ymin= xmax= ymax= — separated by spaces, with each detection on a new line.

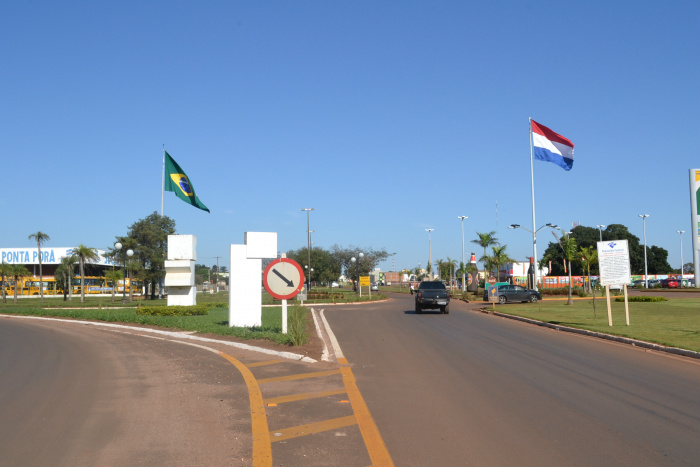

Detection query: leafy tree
xmin=682 ymin=262 xmax=694 ymax=274
xmin=105 ymin=212 xmax=176 ymax=299
xmin=8 ymin=264 xmax=31 ymax=304
xmin=471 ymin=231 xmax=498 ymax=274
xmin=579 ymin=246 xmax=598 ymax=294
xmin=72 ymin=245 xmax=99 ymax=303
xmin=286 ymin=246 xmax=341 ymax=286
xmin=541 ymin=224 xmax=671 ymax=276
xmin=328 ymin=245 xmax=388 ymax=283
xmin=28 ymin=231 xmax=50 ymax=302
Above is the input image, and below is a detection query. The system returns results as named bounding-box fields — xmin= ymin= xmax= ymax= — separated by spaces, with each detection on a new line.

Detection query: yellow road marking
xmin=217 ymin=352 xmax=273 ymax=467
xmin=264 ymin=388 xmax=347 ymax=405
xmin=246 ymin=359 xmax=286 ymax=368
xmin=339 ymin=358 xmax=395 ymax=467
xmin=257 ymin=369 xmax=341 ymax=384
xmin=270 ymin=415 xmax=357 ymax=442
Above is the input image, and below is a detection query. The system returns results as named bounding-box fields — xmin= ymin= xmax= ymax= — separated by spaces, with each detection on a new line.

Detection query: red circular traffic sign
xmin=487 ymin=276 xmax=497 ymax=285
xmin=263 ymin=258 xmax=305 ymax=300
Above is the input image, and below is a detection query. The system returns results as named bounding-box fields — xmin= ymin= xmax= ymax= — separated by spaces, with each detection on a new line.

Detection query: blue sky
xmin=2 ymin=1 xmax=698 ymax=273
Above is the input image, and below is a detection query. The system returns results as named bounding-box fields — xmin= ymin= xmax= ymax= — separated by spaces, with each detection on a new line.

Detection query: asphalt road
xmin=324 ymin=292 xmax=700 ymax=467
xmin=0 ymin=318 xmax=253 ymax=467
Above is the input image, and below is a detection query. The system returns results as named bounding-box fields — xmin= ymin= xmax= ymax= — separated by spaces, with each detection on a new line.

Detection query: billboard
xmin=691 ymin=169 xmax=700 ymax=287
xmin=0 ymin=247 xmax=114 ymax=266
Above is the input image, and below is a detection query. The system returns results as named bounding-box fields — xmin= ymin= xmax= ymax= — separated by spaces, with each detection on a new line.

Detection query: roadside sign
xmin=263 ymin=258 xmax=305 ymax=300
xmin=487 ymin=277 xmax=497 ymax=286
xmin=360 ymin=276 xmax=370 ymax=287
xmin=487 ymin=285 xmax=499 ymax=303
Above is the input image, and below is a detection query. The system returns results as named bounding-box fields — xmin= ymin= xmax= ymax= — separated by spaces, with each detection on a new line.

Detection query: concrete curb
xmin=479 ymin=308 xmax=700 ymax=360
xmin=1 ymin=314 xmax=317 ymax=363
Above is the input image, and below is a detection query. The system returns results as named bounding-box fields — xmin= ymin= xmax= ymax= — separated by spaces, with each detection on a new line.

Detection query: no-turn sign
xmin=263 ymin=258 xmax=305 ymax=300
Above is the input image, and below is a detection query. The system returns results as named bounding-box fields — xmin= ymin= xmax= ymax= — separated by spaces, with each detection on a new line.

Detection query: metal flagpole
xmin=529 ymin=118 xmax=539 ymax=291
xmin=161 ymin=145 xmax=165 ymax=216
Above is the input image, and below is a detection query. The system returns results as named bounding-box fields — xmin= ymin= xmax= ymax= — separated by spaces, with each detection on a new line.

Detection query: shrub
xmin=287 ymin=303 xmax=309 ymax=346
xmin=615 ymin=296 xmax=667 ymax=302
xmin=135 ymin=303 xmax=219 ymax=316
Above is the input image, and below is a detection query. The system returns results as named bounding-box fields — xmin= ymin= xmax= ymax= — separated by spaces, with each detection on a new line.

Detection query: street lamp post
xmin=596 ymin=225 xmax=606 ymax=242
xmin=677 ymin=230 xmax=685 ymax=287
xmin=639 ymin=214 xmax=650 ymax=288
xmin=458 ymin=216 xmax=467 ymax=291
xmin=114 ymin=242 xmax=134 ymax=304
xmin=425 ymin=229 xmax=434 ymax=279
xmin=302 ymin=208 xmax=314 ymax=292
xmin=508 ymin=223 xmax=558 ymax=291
xmin=350 ymin=252 xmax=364 ymax=296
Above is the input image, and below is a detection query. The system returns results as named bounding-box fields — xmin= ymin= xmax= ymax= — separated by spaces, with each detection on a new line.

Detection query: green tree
xmin=329 ymin=245 xmax=389 ymax=283
xmin=286 ymin=246 xmax=341 ymax=286
xmin=471 ymin=231 xmax=498 ymax=275
xmin=72 ymin=245 xmax=99 ymax=303
xmin=28 ymin=231 xmax=50 ymax=302
xmin=8 ymin=264 xmax=31 ymax=304
xmin=105 ymin=269 xmax=123 ymax=302
xmin=105 ymin=212 xmax=176 ymax=299
xmin=487 ymin=245 xmax=515 ymax=282
xmin=0 ymin=261 xmax=12 ymax=304
xmin=579 ymin=246 xmax=598 ymax=294
xmin=55 ymin=254 xmax=77 ymax=301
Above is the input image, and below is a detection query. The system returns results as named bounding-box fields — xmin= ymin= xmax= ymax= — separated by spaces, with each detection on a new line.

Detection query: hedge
xmin=615 ymin=296 xmax=667 ymax=302
xmin=135 ymin=303 xmax=220 ymax=316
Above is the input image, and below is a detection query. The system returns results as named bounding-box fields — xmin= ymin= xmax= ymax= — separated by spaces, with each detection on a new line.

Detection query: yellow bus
xmin=2 ymin=276 xmax=140 ymax=296
xmin=3 ymin=277 xmax=63 ymax=296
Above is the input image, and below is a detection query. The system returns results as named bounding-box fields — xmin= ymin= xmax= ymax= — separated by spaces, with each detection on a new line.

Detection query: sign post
xmin=597 ymin=240 xmax=632 ymax=326
xmin=263 ymin=257 xmax=305 ymax=333
xmin=487 ymin=277 xmax=498 ymax=313
xmin=359 ymin=276 xmax=370 ymax=298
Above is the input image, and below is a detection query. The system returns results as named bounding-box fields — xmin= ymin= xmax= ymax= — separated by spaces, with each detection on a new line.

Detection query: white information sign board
xmin=597 ymin=240 xmax=631 ymax=286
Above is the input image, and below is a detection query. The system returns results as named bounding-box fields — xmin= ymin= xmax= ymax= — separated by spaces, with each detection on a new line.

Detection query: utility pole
xmin=214 ymin=256 xmax=221 ymax=293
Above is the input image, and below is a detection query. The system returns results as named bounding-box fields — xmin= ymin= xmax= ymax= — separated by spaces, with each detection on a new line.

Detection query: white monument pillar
xmin=229 ymin=232 xmax=277 ymax=327
xmin=164 ymin=234 xmax=197 ymax=306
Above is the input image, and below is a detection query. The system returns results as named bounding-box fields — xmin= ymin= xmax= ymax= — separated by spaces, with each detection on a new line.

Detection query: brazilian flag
xmin=163 ymin=151 xmax=210 ymax=213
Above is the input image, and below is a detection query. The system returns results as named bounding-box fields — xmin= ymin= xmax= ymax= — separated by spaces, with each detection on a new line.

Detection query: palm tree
xmin=72 ymin=245 xmax=99 ymax=303
xmin=0 ymin=261 xmax=12 ymax=304
xmin=56 ymin=254 xmax=77 ymax=301
xmin=489 ymin=245 xmax=516 ymax=282
xmin=9 ymin=264 xmax=31 ymax=304
xmin=471 ymin=231 xmax=498 ymax=277
xmin=105 ymin=269 xmax=123 ymax=302
xmin=579 ymin=246 xmax=598 ymax=294
xmin=552 ymin=232 xmax=578 ymax=305
xmin=28 ymin=231 xmax=50 ymax=302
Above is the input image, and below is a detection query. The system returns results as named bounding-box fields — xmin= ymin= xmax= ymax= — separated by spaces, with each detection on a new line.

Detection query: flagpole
xmin=161 ymin=145 xmax=165 ymax=216
xmin=529 ymin=118 xmax=539 ymax=291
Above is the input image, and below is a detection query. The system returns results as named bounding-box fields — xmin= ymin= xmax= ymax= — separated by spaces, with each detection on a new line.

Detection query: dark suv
xmin=483 ymin=284 xmax=541 ymax=304
xmin=415 ymin=281 xmax=450 ymax=314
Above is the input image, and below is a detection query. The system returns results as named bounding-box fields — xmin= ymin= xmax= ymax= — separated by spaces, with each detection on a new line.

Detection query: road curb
xmin=478 ymin=308 xmax=700 ymax=360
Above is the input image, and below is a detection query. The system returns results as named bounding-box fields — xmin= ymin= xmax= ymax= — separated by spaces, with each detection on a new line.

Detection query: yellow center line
xmin=338 ymin=358 xmax=395 ymax=467
xmin=264 ymin=388 xmax=348 ymax=405
xmin=217 ymin=352 xmax=272 ymax=467
xmin=270 ymin=415 xmax=357 ymax=442
xmin=257 ymin=369 xmax=341 ymax=384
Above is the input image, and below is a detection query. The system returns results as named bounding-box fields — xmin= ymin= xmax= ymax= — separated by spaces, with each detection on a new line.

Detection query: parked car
xmin=370 ymin=283 xmax=379 ymax=292
xmin=331 ymin=282 xmax=339 ymax=288
xmin=483 ymin=284 xmax=542 ymax=303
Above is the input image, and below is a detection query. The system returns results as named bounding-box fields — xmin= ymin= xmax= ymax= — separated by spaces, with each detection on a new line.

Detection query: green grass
xmin=492 ymin=298 xmax=700 ymax=352
xmin=0 ymin=292 xmax=305 ymax=346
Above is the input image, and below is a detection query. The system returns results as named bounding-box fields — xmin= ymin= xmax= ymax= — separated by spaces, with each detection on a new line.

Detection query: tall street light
xmin=350 ymin=252 xmax=364 ymax=295
xmin=425 ymin=229 xmax=434 ymax=279
xmin=639 ymin=214 xmax=650 ymax=288
xmin=114 ymin=242 xmax=134 ymax=304
xmin=508 ymin=223 xmax=558 ymax=290
xmin=595 ymin=225 xmax=606 ymax=242
xmin=677 ymin=230 xmax=685 ymax=286
xmin=458 ymin=216 xmax=468 ymax=291
xmin=302 ymin=208 xmax=314 ymax=291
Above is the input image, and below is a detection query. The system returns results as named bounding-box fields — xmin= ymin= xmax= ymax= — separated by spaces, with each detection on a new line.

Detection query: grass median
xmin=0 ymin=293 xmax=308 ymax=346
xmin=487 ymin=297 xmax=700 ymax=352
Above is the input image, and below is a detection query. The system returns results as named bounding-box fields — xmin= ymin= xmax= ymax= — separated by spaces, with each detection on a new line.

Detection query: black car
xmin=483 ymin=284 xmax=542 ymax=304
